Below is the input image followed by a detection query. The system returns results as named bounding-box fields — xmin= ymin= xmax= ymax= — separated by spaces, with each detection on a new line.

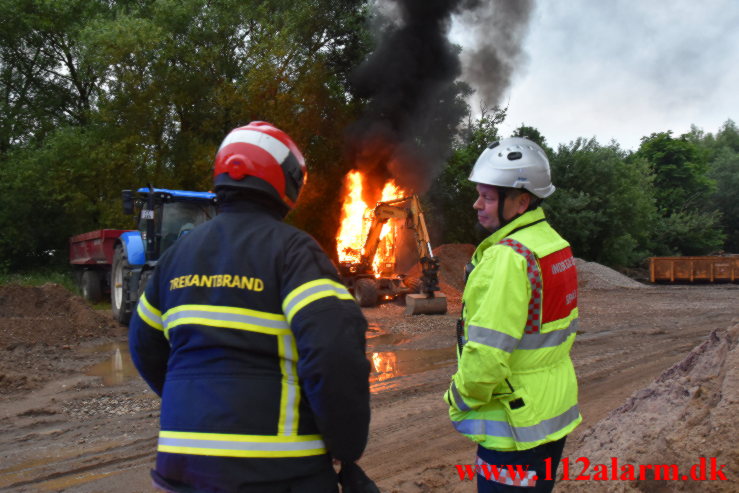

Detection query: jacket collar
xmin=217 ymin=199 xmax=284 ymax=220
xmin=473 ymin=207 xmax=546 ymax=264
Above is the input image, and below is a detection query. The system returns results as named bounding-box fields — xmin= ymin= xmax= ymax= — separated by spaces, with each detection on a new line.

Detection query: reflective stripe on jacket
xmin=129 ymin=200 xmax=370 ymax=487
xmin=446 ymin=207 xmax=581 ymax=451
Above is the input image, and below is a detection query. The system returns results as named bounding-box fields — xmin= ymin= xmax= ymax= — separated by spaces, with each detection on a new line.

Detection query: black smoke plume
xmin=346 ymin=0 xmax=534 ymax=203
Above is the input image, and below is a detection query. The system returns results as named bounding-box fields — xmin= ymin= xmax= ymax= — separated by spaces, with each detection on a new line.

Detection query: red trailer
xmin=69 ymin=229 xmax=132 ymax=302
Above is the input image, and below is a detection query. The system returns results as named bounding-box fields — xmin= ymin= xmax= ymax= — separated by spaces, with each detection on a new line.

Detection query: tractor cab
xmin=123 ymin=187 xmax=217 ymax=263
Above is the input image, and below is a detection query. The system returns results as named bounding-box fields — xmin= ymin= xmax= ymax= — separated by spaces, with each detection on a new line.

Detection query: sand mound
xmin=563 ymin=323 xmax=739 ymax=492
xmin=0 ymin=283 xmax=115 ymax=348
xmin=433 ymin=243 xmax=475 ymax=293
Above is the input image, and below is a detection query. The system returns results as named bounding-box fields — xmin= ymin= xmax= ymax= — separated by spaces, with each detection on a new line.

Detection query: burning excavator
xmin=335 ymin=171 xmax=447 ymax=315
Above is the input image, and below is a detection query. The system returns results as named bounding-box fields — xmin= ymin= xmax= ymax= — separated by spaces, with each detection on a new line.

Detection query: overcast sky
xmin=454 ymin=0 xmax=739 ymax=151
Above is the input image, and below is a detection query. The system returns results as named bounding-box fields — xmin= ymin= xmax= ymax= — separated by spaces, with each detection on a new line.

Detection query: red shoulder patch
xmin=539 ymin=247 xmax=578 ymax=324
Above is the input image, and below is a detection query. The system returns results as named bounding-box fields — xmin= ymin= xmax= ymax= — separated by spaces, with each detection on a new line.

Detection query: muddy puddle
xmin=85 ymin=343 xmax=138 ymax=386
xmin=366 ymin=323 xmax=408 ymax=346
xmin=85 ymin=327 xmax=455 ymax=394
xmin=368 ymin=346 xmax=456 ymax=393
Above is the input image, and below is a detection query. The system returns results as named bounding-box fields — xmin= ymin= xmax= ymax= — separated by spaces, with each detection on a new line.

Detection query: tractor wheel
xmin=111 ymin=245 xmax=132 ymax=325
xmin=81 ymin=270 xmax=102 ymax=303
xmin=354 ymin=278 xmax=379 ymax=307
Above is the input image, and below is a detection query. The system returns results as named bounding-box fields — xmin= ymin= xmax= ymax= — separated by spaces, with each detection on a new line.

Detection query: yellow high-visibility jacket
xmin=446 ymin=208 xmax=581 ymax=451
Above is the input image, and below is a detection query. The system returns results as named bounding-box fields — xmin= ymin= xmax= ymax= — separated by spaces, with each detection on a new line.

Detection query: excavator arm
xmin=405 ymin=196 xmax=441 ymax=296
xmin=364 ymin=196 xmax=444 ymax=299
xmin=344 ymin=194 xmax=446 ymax=314
xmin=358 ymin=203 xmax=407 ymax=275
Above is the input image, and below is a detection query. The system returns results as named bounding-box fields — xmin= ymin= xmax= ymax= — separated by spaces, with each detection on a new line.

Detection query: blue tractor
xmin=111 ymin=187 xmax=216 ymax=324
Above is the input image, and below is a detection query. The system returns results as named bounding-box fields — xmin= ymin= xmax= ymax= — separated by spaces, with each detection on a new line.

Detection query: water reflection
xmin=84 ymin=337 xmax=456 ymax=393
xmin=85 ymin=344 xmax=137 ymax=386
xmin=368 ymin=346 xmax=456 ymax=392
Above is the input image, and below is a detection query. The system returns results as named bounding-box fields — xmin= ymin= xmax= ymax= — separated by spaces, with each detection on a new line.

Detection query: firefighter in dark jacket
xmin=129 ymin=121 xmax=371 ymax=492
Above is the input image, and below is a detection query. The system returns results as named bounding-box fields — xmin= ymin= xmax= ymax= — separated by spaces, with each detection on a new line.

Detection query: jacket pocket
xmin=497 ymin=384 xmax=538 ymax=429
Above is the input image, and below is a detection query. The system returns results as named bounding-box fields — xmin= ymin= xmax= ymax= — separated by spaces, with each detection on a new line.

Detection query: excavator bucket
xmin=404 ymin=292 xmax=448 ymax=316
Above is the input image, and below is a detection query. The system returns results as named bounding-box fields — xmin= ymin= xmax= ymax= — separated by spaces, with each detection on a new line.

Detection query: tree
xmin=634 ymin=131 xmax=725 ymax=255
xmin=707 ymin=121 xmax=739 ymax=251
xmin=0 ymin=0 xmax=110 ymax=153
xmin=634 ymin=131 xmax=714 ymax=215
xmin=545 ymin=138 xmax=657 ymax=267
xmin=0 ymin=0 xmax=372 ymax=271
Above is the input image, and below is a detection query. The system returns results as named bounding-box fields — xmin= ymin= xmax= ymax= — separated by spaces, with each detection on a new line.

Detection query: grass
xmin=0 ymin=268 xmax=116 ymax=310
xmin=0 ymin=268 xmax=80 ymax=294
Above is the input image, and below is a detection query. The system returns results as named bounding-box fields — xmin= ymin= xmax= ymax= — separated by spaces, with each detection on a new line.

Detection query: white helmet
xmin=469 ymin=137 xmax=555 ymax=198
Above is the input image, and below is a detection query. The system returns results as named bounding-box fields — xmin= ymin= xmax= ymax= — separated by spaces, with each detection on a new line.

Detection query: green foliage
xmin=632 ymin=124 xmax=733 ymax=255
xmin=1 ymin=0 xmax=736 ymax=273
xmin=706 ymin=121 xmax=739 ymax=251
xmin=0 ymin=268 xmax=77 ymax=293
xmin=650 ymin=210 xmax=726 ymax=256
xmin=0 ymin=0 xmax=371 ymax=271
xmin=634 ymin=131 xmax=715 ymax=215
xmin=545 ymin=138 xmax=657 ymax=266
xmin=0 ymin=145 xmax=76 ymax=271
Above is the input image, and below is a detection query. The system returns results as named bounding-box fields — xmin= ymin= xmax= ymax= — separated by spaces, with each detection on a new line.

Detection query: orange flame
xmin=336 ymin=171 xmax=404 ymax=275
xmin=370 ymin=352 xmax=398 ymax=382
xmin=336 ymin=170 xmax=366 ymax=265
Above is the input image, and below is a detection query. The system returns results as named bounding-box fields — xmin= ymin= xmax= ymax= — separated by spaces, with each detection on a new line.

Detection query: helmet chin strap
xmin=494 ymin=187 xmax=530 ymax=232
xmin=495 ymin=187 xmax=520 ymax=231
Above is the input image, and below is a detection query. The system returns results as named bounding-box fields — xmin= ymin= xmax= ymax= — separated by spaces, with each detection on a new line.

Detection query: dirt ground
xmin=1 ymin=252 xmax=738 ymax=492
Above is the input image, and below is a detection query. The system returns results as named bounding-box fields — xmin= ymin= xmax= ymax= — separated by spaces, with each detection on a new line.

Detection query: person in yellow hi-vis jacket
xmin=130 ymin=122 xmax=373 ymax=492
xmin=445 ymin=137 xmax=581 ymax=493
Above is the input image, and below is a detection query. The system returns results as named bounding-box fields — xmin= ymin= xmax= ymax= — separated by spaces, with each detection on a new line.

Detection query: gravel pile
xmin=62 ymin=392 xmax=159 ymax=419
xmin=575 ymin=258 xmax=647 ymax=290
xmin=389 ymin=314 xmax=457 ymax=335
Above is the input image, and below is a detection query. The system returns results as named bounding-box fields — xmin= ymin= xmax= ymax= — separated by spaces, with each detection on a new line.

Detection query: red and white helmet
xmin=213 ymin=121 xmax=307 ymax=211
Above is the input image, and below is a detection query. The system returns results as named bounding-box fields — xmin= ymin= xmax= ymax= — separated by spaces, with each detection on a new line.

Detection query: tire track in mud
xmin=0 ymin=436 xmax=156 ymax=492
xmin=0 ymin=373 xmax=159 ymax=492
xmin=361 ymin=374 xmax=472 ymax=493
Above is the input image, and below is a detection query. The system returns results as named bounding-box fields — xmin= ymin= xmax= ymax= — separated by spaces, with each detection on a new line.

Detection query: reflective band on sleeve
xmin=451 ymin=381 xmax=472 ymax=412
xmin=517 ymin=318 xmax=578 ymax=350
xmin=282 ymin=279 xmax=354 ymax=324
xmin=277 ymin=334 xmax=299 ymax=436
xmin=467 ymin=325 xmax=521 ymax=353
xmin=162 ymin=305 xmax=290 ymax=339
xmin=137 ymin=293 xmax=163 ymax=331
xmin=452 ymin=404 xmax=580 ymax=443
xmin=158 ymin=431 xmax=326 ymax=458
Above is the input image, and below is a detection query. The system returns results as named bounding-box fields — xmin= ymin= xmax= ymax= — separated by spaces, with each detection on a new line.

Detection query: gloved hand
xmin=338 ymin=462 xmax=381 ymax=493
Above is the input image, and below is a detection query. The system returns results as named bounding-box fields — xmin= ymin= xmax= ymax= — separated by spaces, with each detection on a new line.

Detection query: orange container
xmin=649 ymin=256 xmax=738 ymax=283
